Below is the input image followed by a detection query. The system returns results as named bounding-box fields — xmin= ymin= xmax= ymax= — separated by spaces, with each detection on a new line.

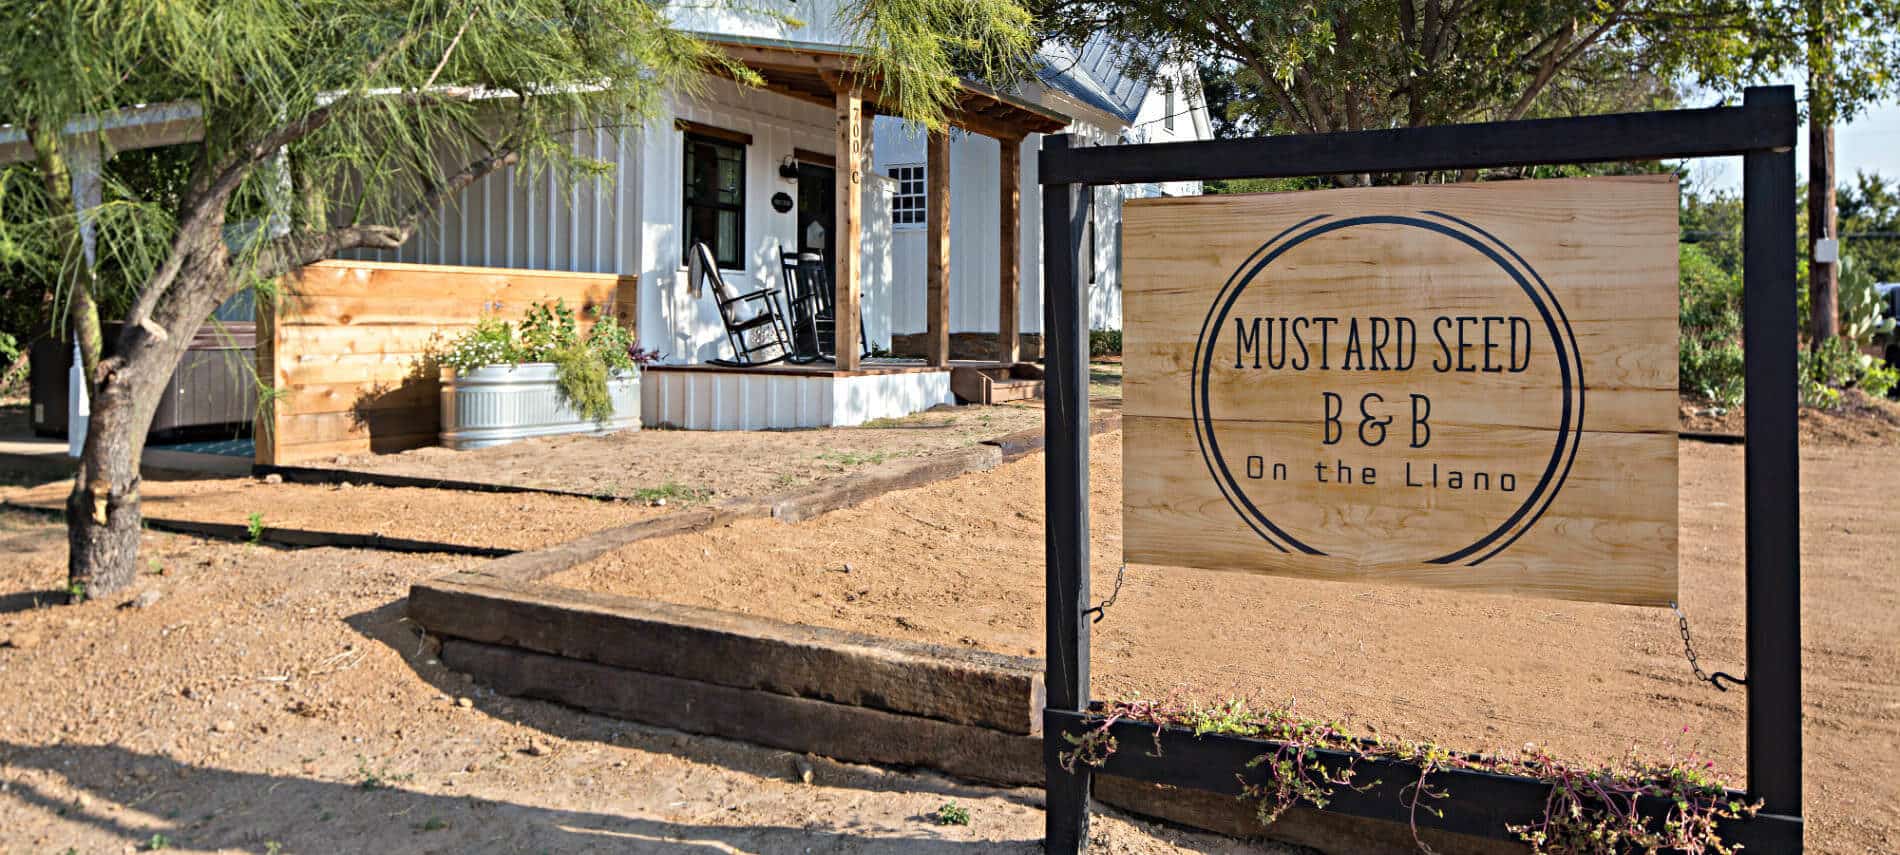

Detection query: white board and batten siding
xmin=642 ymin=369 xmax=953 ymax=431
xmin=344 ymin=79 xmax=896 ymax=366
xmin=873 ymin=64 xmax=1210 ymax=340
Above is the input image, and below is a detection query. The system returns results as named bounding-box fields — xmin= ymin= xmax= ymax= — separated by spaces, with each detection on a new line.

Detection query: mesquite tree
xmin=1 ymin=0 xmax=1033 ymax=598
xmin=1037 ymin=1 xmax=1697 ymax=185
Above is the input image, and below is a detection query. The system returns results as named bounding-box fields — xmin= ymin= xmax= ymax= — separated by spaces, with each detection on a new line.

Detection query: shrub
xmin=439 ymin=301 xmax=640 ymax=423
xmin=1089 ymin=328 xmax=1122 ymax=359
xmin=1678 ymin=244 xmax=1745 ymax=406
xmin=1799 ymin=258 xmax=1897 ymax=409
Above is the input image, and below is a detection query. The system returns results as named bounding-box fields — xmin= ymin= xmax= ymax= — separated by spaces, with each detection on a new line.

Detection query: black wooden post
xmin=1041 ymin=132 xmax=1093 ymax=854
xmin=1741 ymin=84 xmax=1803 ymax=821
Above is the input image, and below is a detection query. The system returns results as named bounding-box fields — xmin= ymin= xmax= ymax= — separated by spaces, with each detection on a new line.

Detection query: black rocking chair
xmin=690 ymin=242 xmax=793 ymax=366
xmin=779 ymin=247 xmax=870 ymax=363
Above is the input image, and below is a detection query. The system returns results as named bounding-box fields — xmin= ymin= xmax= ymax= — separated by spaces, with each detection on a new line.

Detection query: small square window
xmin=889 ymin=164 xmax=926 ymax=227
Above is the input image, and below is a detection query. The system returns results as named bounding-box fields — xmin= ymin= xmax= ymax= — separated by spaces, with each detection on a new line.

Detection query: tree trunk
xmin=1808 ymin=115 xmax=1838 ymax=346
xmin=64 ymin=306 xmax=204 ymax=600
xmin=65 ymin=377 xmax=146 ymax=600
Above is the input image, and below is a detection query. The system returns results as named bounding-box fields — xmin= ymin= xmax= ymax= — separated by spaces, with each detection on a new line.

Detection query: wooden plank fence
xmin=257 ymin=259 xmax=636 ymax=466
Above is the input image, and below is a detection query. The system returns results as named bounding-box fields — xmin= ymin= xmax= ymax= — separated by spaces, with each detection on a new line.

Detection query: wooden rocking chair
xmin=690 ymin=242 xmax=793 ymax=366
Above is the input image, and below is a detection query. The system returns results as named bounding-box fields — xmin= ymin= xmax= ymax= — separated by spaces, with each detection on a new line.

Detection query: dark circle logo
xmin=1189 ymin=212 xmax=1586 ymax=567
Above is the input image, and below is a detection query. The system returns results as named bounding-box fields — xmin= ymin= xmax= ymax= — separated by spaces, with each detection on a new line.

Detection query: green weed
xmin=933 ymin=801 xmax=971 ymax=826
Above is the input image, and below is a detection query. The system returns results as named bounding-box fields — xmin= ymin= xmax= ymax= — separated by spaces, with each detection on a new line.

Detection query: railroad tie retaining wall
xmin=411 ymin=573 xmax=1520 ymax=854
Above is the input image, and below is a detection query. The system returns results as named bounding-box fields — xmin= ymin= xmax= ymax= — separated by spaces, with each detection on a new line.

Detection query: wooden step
xmin=951 ymin=363 xmax=1045 ymax=405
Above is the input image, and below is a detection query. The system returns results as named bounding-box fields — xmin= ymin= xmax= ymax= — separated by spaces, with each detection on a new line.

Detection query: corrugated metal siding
xmin=344 ymin=126 xmax=641 ymax=276
xmin=667 ymin=0 xmax=855 ymax=47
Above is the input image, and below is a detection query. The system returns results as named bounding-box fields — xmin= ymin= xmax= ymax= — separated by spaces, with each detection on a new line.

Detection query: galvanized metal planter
xmin=439 ymin=363 xmax=640 ymax=450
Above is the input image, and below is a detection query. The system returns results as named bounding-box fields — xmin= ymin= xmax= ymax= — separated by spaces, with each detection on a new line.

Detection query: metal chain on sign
xmin=1671 ymin=601 xmax=1747 ymax=692
xmin=1082 ymin=564 xmax=1126 ymax=624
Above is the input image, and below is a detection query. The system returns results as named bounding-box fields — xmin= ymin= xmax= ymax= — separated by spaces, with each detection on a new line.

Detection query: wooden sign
xmin=1122 ymin=177 xmax=1679 ymax=606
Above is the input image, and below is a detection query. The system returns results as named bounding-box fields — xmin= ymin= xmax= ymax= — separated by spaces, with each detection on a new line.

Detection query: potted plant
xmin=437 ymin=300 xmax=650 ymax=450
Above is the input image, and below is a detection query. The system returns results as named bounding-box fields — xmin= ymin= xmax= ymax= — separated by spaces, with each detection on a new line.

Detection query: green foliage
xmin=1060 ymin=2 xmax=1688 ymax=185
xmin=142 ymin=834 xmax=170 ymax=851
xmin=1678 ymin=244 xmax=1747 ymax=406
xmin=1801 ymin=337 xmax=1894 ymax=408
xmin=439 ymin=301 xmax=635 ymax=423
xmin=517 ymin=300 xmax=581 ymax=361
xmin=1840 ymin=172 xmax=1900 ymax=282
xmin=1675 ymin=0 xmax=1900 ymax=127
xmin=843 ymin=0 xmax=1036 ymax=131
xmin=1797 ymin=258 xmax=1896 ymax=408
xmin=1838 ymin=255 xmax=1895 ymax=348
xmin=1088 ymin=328 xmax=1121 ymax=358
xmin=623 ymin=482 xmax=711 ymax=504
xmin=437 ymin=317 xmax=517 ymax=374
xmin=932 ymin=801 xmax=971 ymax=826
xmin=245 ymin=512 xmax=264 ymax=544
xmin=551 ymin=343 xmax=613 ymax=422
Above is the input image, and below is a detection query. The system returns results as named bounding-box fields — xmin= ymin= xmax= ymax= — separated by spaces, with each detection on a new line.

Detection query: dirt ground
xmin=0 ymin=477 xmax=665 ymax=552
xmin=1681 ymin=389 xmax=1900 ymax=446
xmin=552 ymin=430 xmax=1899 ymax=855
xmin=0 ymin=509 xmax=1297 ymax=854
xmin=312 ymin=402 xmax=1049 ymax=500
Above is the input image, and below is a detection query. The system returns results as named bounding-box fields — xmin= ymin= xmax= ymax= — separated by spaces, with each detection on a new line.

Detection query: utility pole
xmin=1806 ymin=0 xmax=1839 ymax=346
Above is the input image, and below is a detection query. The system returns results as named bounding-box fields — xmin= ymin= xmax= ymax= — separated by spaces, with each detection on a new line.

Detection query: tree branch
xmin=128 ymin=26 xmax=428 ymax=331
xmin=251 ymin=144 xmax=522 ymax=280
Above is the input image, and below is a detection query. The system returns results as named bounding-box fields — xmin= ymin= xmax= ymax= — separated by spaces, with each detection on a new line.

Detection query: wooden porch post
xmin=926 ymin=130 xmax=952 ymax=367
xmin=998 ymin=136 xmax=1022 ymax=364
xmin=834 ymin=87 xmax=864 ymax=370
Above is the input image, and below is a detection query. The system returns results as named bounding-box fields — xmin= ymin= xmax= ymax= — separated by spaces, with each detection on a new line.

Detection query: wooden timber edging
xmin=982 ymin=409 xmax=1121 ymax=463
xmin=422 ymin=576 xmax=1501 ymax=854
xmin=440 ymin=639 xmax=1044 ymax=786
xmin=414 ymin=574 xmax=1044 ymax=734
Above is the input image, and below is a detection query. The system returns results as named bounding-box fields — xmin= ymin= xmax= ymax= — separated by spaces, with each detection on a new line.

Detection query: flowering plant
xmin=439 ymin=300 xmax=643 ymax=422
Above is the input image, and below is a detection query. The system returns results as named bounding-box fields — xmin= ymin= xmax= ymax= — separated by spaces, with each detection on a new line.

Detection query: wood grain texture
xmin=834 ymin=89 xmax=864 ymax=370
xmin=998 ymin=140 xmax=1021 ymax=364
xmin=413 ymin=575 xmax=1045 ymax=734
xmin=257 ymin=260 xmax=635 ymax=465
xmin=440 ymin=639 xmax=1042 ymax=786
xmin=1121 ymin=177 xmax=1678 ymax=605
xmin=926 ymin=130 xmax=952 ymax=367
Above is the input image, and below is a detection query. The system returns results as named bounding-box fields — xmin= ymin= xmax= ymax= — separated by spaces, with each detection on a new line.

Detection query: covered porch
xmin=696 ymin=35 xmax=1068 ymax=376
xmin=640 ymin=358 xmax=1044 ymax=430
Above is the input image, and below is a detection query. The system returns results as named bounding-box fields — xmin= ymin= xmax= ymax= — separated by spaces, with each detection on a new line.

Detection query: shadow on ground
xmin=0 ymin=739 xmax=1036 ymax=853
xmin=346 ymin=598 xmax=1049 ymax=810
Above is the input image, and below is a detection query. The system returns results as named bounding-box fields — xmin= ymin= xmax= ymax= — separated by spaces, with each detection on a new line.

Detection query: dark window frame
xmin=888 ymin=163 xmax=926 ymax=228
xmin=682 ymin=130 xmax=748 ymax=270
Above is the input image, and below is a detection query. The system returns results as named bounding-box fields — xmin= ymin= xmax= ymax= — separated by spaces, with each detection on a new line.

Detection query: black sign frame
xmin=1039 ymin=85 xmax=1802 ymax=852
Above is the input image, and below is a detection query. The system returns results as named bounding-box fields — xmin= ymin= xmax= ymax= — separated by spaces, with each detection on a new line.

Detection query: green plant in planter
xmin=439 ymin=302 xmax=641 ymax=424
xmin=1060 ymin=696 xmax=1758 ymax=855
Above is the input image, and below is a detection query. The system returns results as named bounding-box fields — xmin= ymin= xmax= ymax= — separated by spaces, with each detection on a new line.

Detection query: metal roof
xmin=1036 ymin=34 xmax=1154 ymax=125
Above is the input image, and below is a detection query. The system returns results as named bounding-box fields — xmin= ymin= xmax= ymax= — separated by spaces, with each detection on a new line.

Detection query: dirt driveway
xmin=0 ymin=509 xmax=1292 ymax=854
xmin=553 ymin=431 xmax=1899 ymax=855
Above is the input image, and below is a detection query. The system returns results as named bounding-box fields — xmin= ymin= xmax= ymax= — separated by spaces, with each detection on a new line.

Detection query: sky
xmin=1685 ymin=91 xmax=1900 ymax=196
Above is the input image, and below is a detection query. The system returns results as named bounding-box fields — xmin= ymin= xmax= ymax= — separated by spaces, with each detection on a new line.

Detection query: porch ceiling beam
xmin=926 ymin=129 xmax=951 ymax=368
xmin=701 ymin=37 xmax=1066 ymax=140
